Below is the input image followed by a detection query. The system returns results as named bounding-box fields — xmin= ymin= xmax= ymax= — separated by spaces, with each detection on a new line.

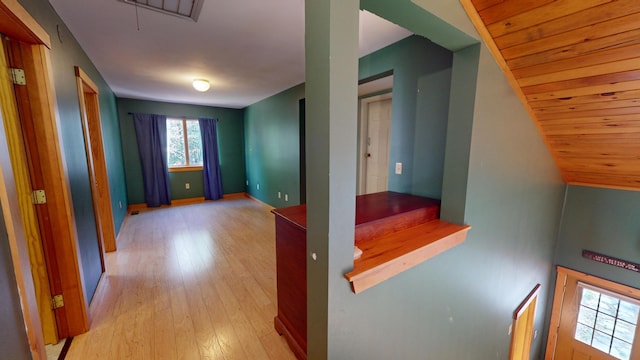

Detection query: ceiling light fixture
xmin=193 ymin=79 xmax=210 ymax=92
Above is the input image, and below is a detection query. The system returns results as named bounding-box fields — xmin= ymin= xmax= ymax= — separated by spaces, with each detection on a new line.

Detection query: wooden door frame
xmin=509 ymin=283 xmax=540 ymax=360
xmin=0 ymin=0 xmax=91 ymax=356
xmin=357 ymin=92 xmax=392 ymax=195
xmin=75 ymin=66 xmax=117 ymax=254
xmin=0 ymin=36 xmax=58 ymax=345
xmin=545 ymin=266 xmax=640 ymax=359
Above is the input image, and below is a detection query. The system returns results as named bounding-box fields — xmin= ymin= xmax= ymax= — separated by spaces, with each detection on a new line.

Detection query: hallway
xmin=65 ymin=196 xmax=295 ymax=359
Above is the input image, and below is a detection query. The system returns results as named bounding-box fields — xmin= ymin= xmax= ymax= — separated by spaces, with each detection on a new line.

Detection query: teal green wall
xmin=244 ymin=35 xmax=452 ymax=207
xmin=244 ymin=85 xmax=305 ymax=207
xmin=359 ymin=36 xmax=452 ymax=198
xmin=116 ymin=98 xmax=246 ymax=204
xmin=19 ymin=0 xmax=128 ymax=303
xmin=556 ymin=186 xmax=640 ymax=288
xmin=301 ymin=1 xmax=567 ymax=359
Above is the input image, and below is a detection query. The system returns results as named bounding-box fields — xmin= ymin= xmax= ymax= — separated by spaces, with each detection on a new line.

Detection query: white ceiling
xmin=48 ymin=0 xmax=412 ymax=109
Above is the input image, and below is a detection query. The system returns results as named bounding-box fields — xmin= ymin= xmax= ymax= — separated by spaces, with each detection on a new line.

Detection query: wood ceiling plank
xmin=518 ymin=58 xmax=640 ymax=87
xmin=478 ymin=0 xmax=554 ymax=25
xmin=557 ymin=159 xmax=640 ymax=175
xmin=539 ymin=113 xmax=640 ymax=125
xmin=502 ymin=12 xmax=640 ymax=60
xmin=547 ymin=132 xmax=640 ymax=142
xmin=494 ymin=1 xmax=640 ymax=49
xmin=565 ymin=175 xmax=640 ymax=190
xmin=554 ymin=149 xmax=640 ymax=159
xmin=541 ymin=120 xmax=640 ymax=136
xmin=508 ymin=29 xmax=640 ymax=70
xmin=530 ymin=90 xmax=640 ymax=109
xmin=471 ymin=0 xmax=505 ymax=12
xmin=568 ymin=179 xmax=640 ymax=187
xmin=536 ymin=106 xmax=640 ymax=121
xmin=533 ymin=99 xmax=640 ymax=114
xmin=527 ymin=81 xmax=640 ymax=102
xmin=513 ymin=43 xmax=640 ymax=80
xmin=523 ymin=70 xmax=640 ymax=96
xmin=487 ymin=0 xmax=612 ymax=38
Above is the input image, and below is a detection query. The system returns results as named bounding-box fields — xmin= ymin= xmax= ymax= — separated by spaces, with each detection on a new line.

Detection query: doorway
xmin=546 ymin=267 xmax=640 ymax=360
xmin=75 ymin=66 xmax=117 ymax=257
xmin=358 ymin=93 xmax=392 ymax=195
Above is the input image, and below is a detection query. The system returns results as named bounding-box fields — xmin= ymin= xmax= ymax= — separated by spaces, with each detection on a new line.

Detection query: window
xmin=167 ymin=118 xmax=203 ymax=169
xmin=574 ymin=282 xmax=640 ymax=360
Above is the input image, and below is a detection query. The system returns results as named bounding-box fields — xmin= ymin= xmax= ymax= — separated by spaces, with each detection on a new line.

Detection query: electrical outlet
xmin=185 ymin=183 xmax=190 ymax=190
xmin=257 ymin=183 xmax=260 ymax=190
xmin=246 ymin=180 xmax=249 ymax=186
xmin=278 ymin=192 xmax=282 ymax=198
xmin=285 ymin=194 xmax=289 ymax=202
xmin=395 ymin=162 xmax=402 ymax=174
xmin=119 ymin=201 xmax=122 ymax=209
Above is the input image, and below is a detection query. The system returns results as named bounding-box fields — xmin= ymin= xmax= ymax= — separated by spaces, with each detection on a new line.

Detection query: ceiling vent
xmin=121 ymin=0 xmax=204 ymax=22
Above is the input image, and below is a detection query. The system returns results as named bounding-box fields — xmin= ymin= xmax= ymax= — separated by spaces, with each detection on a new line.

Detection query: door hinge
xmin=9 ymin=68 xmax=26 ymax=85
xmin=51 ymin=294 xmax=64 ymax=309
xmin=31 ymin=190 xmax=46 ymax=204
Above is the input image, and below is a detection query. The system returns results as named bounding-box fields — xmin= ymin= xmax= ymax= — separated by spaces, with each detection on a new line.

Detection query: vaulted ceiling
xmin=461 ymin=0 xmax=640 ymax=191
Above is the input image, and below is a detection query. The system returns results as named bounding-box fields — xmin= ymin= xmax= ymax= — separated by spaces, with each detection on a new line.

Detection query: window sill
xmin=169 ymin=166 xmax=203 ymax=173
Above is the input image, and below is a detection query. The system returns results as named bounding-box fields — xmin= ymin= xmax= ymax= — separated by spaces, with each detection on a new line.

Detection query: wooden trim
xmin=0 ymin=37 xmax=57 ymax=345
xmin=168 ymin=165 xmax=203 ymax=172
xmin=556 ymin=266 xmax=640 ymax=299
xmin=75 ymin=66 xmax=117 ymax=253
xmin=13 ymin=41 xmax=89 ymax=336
xmin=0 ymin=39 xmax=46 ymax=360
xmin=223 ymin=192 xmax=248 ymax=199
xmin=74 ymin=67 xmax=98 ymax=93
xmin=0 ymin=0 xmax=50 ymax=48
xmin=513 ymin=284 xmax=541 ymax=320
xmin=509 ymin=284 xmax=540 ymax=360
xmin=544 ymin=266 xmax=640 ymax=359
xmin=544 ymin=270 xmax=567 ymax=360
xmin=171 ymin=196 xmax=205 ymax=206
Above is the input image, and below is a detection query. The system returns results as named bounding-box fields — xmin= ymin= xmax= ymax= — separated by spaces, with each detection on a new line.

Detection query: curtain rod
xmin=127 ymin=112 xmax=219 ymax=121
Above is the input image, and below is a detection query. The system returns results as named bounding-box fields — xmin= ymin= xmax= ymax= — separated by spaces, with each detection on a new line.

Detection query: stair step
xmin=354 ymin=191 xmax=440 ymax=244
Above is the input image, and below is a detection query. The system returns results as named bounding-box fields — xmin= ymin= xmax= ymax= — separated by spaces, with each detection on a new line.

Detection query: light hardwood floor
xmin=65 ymin=196 xmax=296 ymax=360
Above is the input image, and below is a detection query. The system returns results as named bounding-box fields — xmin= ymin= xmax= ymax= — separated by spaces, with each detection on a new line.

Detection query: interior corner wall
xmin=555 ymin=185 xmax=640 ymax=288
xmin=0 ymin=207 xmax=31 ymax=360
xmin=243 ymin=84 xmax=305 ymax=207
xmin=116 ymin=98 xmax=246 ymax=205
xmin=18 ymin=0 xmax=129 ymax=302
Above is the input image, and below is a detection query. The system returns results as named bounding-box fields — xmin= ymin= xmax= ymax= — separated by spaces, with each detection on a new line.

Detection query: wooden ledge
xmin=345 ymin=220 xmax=471 ymax=294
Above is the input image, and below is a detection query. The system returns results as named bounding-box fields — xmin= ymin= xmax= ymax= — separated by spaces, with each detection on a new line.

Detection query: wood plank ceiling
xmin=461 ymin=0 xmax=640 ymax=191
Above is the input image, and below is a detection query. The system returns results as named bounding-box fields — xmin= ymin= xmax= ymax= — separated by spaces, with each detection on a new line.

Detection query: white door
xmin=359 ymin=95 xmax=392 ymax=195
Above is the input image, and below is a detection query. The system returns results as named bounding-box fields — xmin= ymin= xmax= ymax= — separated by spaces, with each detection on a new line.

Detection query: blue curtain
xmin=132 ymin=113 xmax=171 ymax=207
xmin=199 ymin=118 xmax=223 ymax=200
